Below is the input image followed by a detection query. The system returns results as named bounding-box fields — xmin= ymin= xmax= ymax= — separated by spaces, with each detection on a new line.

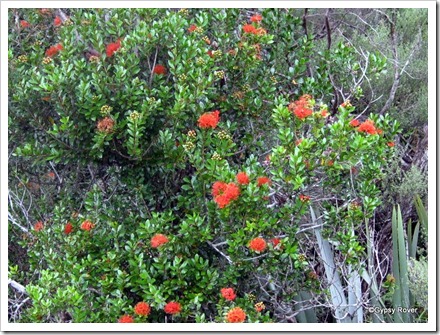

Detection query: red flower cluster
xmin=150 ymin=234 xmax=169 ymax=248
xmin=257 ymin=176 xmax=271 ymax=187
xmin=289 ymin=95 xmax=313 ymax=120
xmin=118 ymin=315 xmax=134 ymax=323
xmin=198 ymin=110 xmax=220 ymax=129
xmin=164 ymin=301 xmax=181 ymax=315
xmin=242 ymin=24 xmax=267 ymax=35
xmin=212 ymin=181 xmax=240 ymax=208
xmin=243 ymin=24 xmax=256 ymax=33
xmin=221 ymin=288 xmax=236 ymax=301
xmin=349 ymin=119 xmax=360 ymax=127
xmin=249 ymin=237 xmax=267 ymax=252
xmin=153 ymin=64 xmax=167 ymax=75
xmin=106 ymin=39 xmax=121 ymax=57
xmin=188 ymin=24 xmax=197 ymax=33
xmin=358 ymin=119 xmax=377 ymax=135
xmin=226 ymin=307 xmax=246 ymax=323
xmin=387 ymin=141 xmax=395 ymax=147
xmin=34 ymin=221 xmax=44 ymax=232
xmin=134 ymin=302 xmax=151 ymax=316
xmin=54 ymin=16 xmax=62 ymax=27
xmin=299 ymin=194 xmax=311 ymax=202
xmin=20 ymin=20 xmax=30 ymax=28
xmin=64 ymin=222 xmax=73 ymax=234
xmin=250 ymin=14 xmax=263 ymax=22
xmin=236 ymin=172 xmax=250 ymax=185
xmin=45 ymin=43 xmax=63 ymax=58
xmin=97 ymin=117 xmax=115 ymax=133
xmin=80 ymin=220 xmax=94 ymax=231
xmin=295 ymin=138 xmax=303 ymax=146
xmin=271 ymin=238 xmax=281 ymax=247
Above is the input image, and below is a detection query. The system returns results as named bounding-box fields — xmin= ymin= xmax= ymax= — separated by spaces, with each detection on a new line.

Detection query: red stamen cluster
xmin=249 ymin=237 xmax=267 ymax=252
xmin=198 ymin=110 xmax=220 ymax=129
xmin=212 ymin=181 xmax=240 ymax=208
xmin=45 ymin=43 xmax=63 ymax=58
xmin=288 ymin=95 xmax=313 ymax=120
xmin=221 ymin=288 xmax=237 ymax=301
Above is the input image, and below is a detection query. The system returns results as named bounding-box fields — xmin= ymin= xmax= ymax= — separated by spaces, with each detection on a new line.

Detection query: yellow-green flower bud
xmin=187 ymin=130 xmax=197 ymax=138
xmin=42 ymin=57 xmax=53 ymax=65
xmin=129 ymin=111 xmax=140 ymax=121
xmin=183 ymin=141 xmax=195 ymax=151
xmin=196 ymin=58 xmax=206 ymax=65
xmin=214 ymin=70 xmax=225 ymax=79
xmin=100 ymin=105 xmax=113 ymax=116
xmin=18 ymin=55 xmax=28 ymax=63
xmin=211 ymin=152 xmax=222 ymax=161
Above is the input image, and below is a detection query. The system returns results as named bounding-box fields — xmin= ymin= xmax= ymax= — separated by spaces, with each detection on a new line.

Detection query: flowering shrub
xmin=8 ymin=8 xmax=404 ymax=324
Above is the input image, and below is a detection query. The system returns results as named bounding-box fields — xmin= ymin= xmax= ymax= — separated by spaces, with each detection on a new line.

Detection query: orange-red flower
xmin=257 ymin=176 xmax=271 ymax=187
xmin=64 ymin=222 xmax=73 ymax=234
xmin=358 ymin=119 xmax=377 ymax=135
xmin=153 ymin=64 xmax=167 ymax=75
xmin=236 ymin=172 xmax=250 ymax=185
xmin=106 ymin=39 xmax=121 ymax=57
xmin=249 ymin=237 xmax=267 ymax=252
xmin=207 ymin=50 xmax=214 ymax=58
xmin=97 ymin=117 xmax=115 ymax=133
xmin=221 ymin=288 xmax=236 ymax=301
xmin=150 ymin=234 xmax=169 ymax=248
xmin=212 ymin=182 xmax=240 ymax=208
xmin=20 ymin=20 xmax=30 ymax=28
xmin=295 ymin=138 xmax=303 ymax=146
xmin=54 ymin=16 xmax=62 ymax=27
xmin=198 ymin=110 xmax=220 ymax=129
xmin=288 ymin=95 xmax=313 ymax=120
xmin=387 ymin=141 xmax=395 ymax=147
xmin=118 ymin=315 xmax=134 ymax=323
xmin=226 ymin=307 xmax=246 ymax=323
xmin=349 ymin=119 xmax=360 ymax=127
xmin=34 ymin=221 xmax=44 ymax=231
xmin=243 ymin=24 xmax=257 ymax=34
xmin=45 ymin=43 xmax=63 ymax=58
xmin=80 ymin=220 xmax=94 ymax=231
xmin=254 ymin=302 xmax=265 ymax=312
xmin=250 ymin=14 xmax=263 ymax=22
xmin=134 ymin=302 xmax=151 ymax=316
xmin=271 ymin=238 xmax=281 ymax=247
xmin=212 ymin=181 xmax=227 ymax=197
xmin=320 ymin=109 xmax=329 ymax=117
xmin=299 ymin=194 xmax=311 ymax=202
xmin=188 ymin=24 xmax=197 ymax=33
xmin=164 ymin=301 xmax=181 ymax=314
